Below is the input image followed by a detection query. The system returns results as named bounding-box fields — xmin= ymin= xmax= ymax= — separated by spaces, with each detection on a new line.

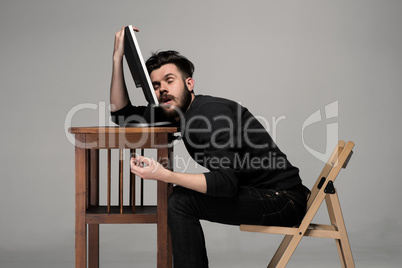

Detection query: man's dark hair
xmin=146 ymin=50 xmax=195 ymax=79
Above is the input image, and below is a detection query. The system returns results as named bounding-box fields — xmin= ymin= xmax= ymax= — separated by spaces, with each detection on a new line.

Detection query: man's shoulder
xmin=192 ymin=95 xmax=239 ymax=111
xmin=184 ymin=95 xmax=245 ymax=127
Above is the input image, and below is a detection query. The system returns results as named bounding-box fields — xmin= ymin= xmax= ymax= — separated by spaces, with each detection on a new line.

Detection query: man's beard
xmin=159 ymin=84 xmax=192 ymax=120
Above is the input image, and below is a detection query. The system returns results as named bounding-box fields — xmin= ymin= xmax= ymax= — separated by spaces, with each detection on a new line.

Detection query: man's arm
xmin=110 ymin=26 xmax=139 ymax=112
xmin=130 ymin=156 xmax=207 ymax=194
xmin=164 ymin=172 xmax=207 ymax=194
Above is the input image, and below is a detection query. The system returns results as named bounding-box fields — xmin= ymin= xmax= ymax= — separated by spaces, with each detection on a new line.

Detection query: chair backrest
xmin=306 ymin=140 xmax=355 ymax=209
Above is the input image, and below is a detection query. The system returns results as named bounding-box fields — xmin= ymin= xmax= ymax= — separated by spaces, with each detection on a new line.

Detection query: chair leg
xmin=268 ymin=233 xmax=304 ymax=268
xmin=326 ymin=193 xmax=355 ymax=268
xmin=268 ymin=235 xmax=293 ymax=268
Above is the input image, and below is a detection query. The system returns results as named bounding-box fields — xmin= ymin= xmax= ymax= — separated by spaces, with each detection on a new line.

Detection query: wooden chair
xmin=240 ymin=140 xmax=355 ymax=267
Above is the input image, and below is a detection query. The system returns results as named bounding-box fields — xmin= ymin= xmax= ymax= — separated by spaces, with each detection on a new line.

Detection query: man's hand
xmin=130 ymin=155 xmax=170 ymax=181
xmin=110 ymin=25 xmax=140 ymax=112
xmin=113 ymin=25 xmax=140 ymax=60
xmin=130 ymin=155 xmax=207 ymax=194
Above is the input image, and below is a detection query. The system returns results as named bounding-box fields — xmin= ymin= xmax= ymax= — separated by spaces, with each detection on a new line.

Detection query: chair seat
xmin=240 ymin=223 xmax=340 ymax=239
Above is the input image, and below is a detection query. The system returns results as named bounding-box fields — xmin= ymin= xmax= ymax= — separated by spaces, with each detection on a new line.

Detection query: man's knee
xmin=168 ymin=187 xmax=198 ymax=217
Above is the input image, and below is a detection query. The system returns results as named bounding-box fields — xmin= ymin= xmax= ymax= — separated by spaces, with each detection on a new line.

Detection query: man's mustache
xmin=160 ymin=94 xmax=177 ymax=103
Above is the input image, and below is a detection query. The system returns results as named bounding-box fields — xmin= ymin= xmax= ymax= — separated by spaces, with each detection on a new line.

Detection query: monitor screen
xmin=124 ymin=25 xmax=159 ymax=105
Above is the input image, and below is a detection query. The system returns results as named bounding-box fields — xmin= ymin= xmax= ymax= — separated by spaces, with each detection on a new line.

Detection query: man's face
xmin=150 ymin=63 xmax=194 ymax=120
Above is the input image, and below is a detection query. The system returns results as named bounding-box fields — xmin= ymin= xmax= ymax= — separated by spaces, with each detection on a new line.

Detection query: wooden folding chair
xmin=240 ymin=140 xmax=355 ymax=267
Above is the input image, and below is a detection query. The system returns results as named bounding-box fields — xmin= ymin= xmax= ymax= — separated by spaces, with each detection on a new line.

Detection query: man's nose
xmin=159 ymin=82 xmax=168 ymax=93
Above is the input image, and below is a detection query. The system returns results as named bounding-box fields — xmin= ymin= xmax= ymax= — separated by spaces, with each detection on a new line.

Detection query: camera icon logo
xmin=302 ymin=101 xmax=339 ymax=162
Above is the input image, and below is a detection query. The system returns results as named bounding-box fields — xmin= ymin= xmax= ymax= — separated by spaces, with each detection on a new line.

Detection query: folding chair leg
xmin=268 ymin=235 xmax=292 ymax=268
xmin=267 ymin=233 xmax=304 ymax=268
xmin=326 ymin=193 xmax=355 ymax=268
xmin=335 ymin=239 xmax=347 ymax=268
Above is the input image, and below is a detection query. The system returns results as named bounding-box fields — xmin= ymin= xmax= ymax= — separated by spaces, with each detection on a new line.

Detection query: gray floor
xmin=1 ymin=223 xmax=401 ymax=268
xmin=1 ymin=248 xmax=400 ymax=268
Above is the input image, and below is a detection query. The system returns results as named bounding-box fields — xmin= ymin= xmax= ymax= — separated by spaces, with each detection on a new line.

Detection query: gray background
xmin=1 ymin=0 xmax=401 ymax=267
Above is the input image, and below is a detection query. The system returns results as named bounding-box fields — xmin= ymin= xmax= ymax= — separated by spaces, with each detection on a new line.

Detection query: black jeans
xmin=167 ymin=184 xmax=310 ymax=268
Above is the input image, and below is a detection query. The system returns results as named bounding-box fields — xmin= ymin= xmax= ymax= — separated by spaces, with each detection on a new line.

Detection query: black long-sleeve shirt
xmin=111 ymin=95 xmax=302 ymax=197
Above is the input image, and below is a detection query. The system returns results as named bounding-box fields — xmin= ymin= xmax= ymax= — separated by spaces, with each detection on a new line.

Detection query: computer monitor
xmin=124 ymin=25 xmax=159 ymax=105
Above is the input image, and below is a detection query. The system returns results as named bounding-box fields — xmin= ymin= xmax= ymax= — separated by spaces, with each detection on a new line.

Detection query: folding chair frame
xmin=240 ymin=140 xmax=355 ymax=268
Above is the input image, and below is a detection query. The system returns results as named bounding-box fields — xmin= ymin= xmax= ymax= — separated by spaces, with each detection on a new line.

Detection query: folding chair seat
xmin=240 ymin=140 xmax=355 ymax=267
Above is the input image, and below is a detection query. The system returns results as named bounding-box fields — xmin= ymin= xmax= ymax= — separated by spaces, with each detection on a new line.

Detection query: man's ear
xmin=186 ymin=77 xmax=195 ymax=92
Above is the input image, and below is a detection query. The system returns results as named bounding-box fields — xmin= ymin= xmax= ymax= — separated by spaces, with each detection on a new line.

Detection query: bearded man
xmin=110 ymin=26 xmax=310 ymax=268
